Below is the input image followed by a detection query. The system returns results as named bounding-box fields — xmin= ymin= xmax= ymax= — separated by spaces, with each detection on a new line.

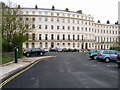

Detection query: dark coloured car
xmin=24 ymin=48 xmax=45 ymax=57
xmin=67 ymin=48 xmax=73 ymax=52
xmin=96 ymin=50 xmax=120 ymax=63
xmin=72 ymin=49 xmax=79 ymax=52
xmin=116 ymin=54 xmax=120 ymax=67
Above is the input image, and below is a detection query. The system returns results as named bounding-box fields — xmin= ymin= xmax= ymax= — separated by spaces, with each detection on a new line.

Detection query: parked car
xmin=89 ymin=49 xmax=101 ymax=60
xmin=72 ymin=49 xmax=79 ymax=52
xmin=49 ymin=48 xmax=56 ymax=52
xmin=23 ymin=48 xmax=31 ymax=55
xmin=67 ymin=48 xmax=73 ymax=52
xmin=23 ymin=48 xmax=45 ymax=57
xmin=62 ymin=48 xmax=68 ymax=52
xmin=96 ymin=50 xmax=120 ymax=63
xmin=44 ymin=48 xmax=49 ymax=52
xmin=56 ymin=48 xmax=62 ymax=52
xmin=116 ymin=54 xmax=120 ymax=67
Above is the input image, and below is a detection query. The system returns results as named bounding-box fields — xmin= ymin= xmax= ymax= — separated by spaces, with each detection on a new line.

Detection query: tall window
xmin=45 ymin=42 xmax=48 ymax=48
xmin=51 ymin=18 xmax=54 ymax=22
xmin=68 ymin=26 xmax=70 ymax=30
xmin=26 ymin=24 xmax=29 ymax=29
xmin=73 ymin=43 xmax=75 ymax=48
xmin=39 ymin=25 xmax=41 ymax=29
xmin=39 ymin=34 xmax=41 ymax=40
xmin=26 ymin=43 xmax=29 ymax=48
xmin=68 ymin=43 xmax=70 ymax=47
xmin=32 ymin=43 xmax=35 ymax=48
xmin=51 ymin=34 xmax=54 ymax=40
xmin=40 ymin=43 xmax=42 ymax=48
xmin=45 ymin=18 xmax=48 ymax=21
xmin=51 ymin=25 xmax=53 ymax=29
xmin=63 ymin=43 xmax=65 ymax=48
xmin=63 ymin=26 xmax=65 ymax=30
xmin=32 ymin=33 xmax=35 ymax=40
xmin=63 ymin=34 xmax=65 ymax=40
xmin=81 ymin=27 xmax=83 ymax=31
xmin=57 ymin=26 xmax=59 ymax=30
xmin=45 ymin=25 xmax=47 ymax=29
xmin=26 ymin=18 xmax=29 ymax=21
xmin=85 ymin=27 xmax=87 ymax=31
xmin=68 ymin=35 xmax=70 ymax=40
xmin=57 ymin=35 xmax=59 ymax=40
xmin=82 ymin=35 xmax=84 ymax=41
xmin=45 ymin=34 xmax=48 ymax=40
xmin=62 ymin=19 xmax=65 ymax=23
xmin=32 ymin=18 xmax=35 ymax=21
xmin=26 ymin=33 xmax=29 ymax=40
xmin=77 ymin=43 xmax=79 ymax=48
xmin=77 ymin=27 xmax=79 ymax=31
xmin=57 ymin=18 xmax=59 ymax=22
xmin=73 ymin=26 xmax=75 ymax=30
xmin=73 ymin=20 xmax=75 ymax=23
xmin=32 ymin=24 xmax=35 ymax=29
xmin=73 ymin=35 xmax=75 ymax=40
xmin=57 ymin=43 xmax=60 ymax=48
xmin=68 ymin=19 xmax=70 ymax=23
xmin=101 ymin=37 xmax=102 ymax=42
xmin=77 ymin=35 xmax=79 ymax=40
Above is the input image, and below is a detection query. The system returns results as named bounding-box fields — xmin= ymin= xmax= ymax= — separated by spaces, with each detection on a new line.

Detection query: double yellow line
xmin=0 ymin=56 xmax=56 ymax=88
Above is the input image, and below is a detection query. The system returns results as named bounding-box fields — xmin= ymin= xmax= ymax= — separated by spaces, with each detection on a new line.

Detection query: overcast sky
xmin=2 ymin=0 xmax=120 ymax=24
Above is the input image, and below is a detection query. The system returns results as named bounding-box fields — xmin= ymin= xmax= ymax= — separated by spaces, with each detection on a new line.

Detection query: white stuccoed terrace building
xmin=20 ymin=7 xmax=120 ymax=50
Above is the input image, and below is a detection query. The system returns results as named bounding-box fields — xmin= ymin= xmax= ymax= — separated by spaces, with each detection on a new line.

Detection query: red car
xmin=23 ymin=48 xmax=31 ymax=54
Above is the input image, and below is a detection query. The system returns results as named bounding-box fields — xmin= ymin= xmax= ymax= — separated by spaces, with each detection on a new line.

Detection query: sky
xmin=1 ymin=0 xmax=120 ymax=24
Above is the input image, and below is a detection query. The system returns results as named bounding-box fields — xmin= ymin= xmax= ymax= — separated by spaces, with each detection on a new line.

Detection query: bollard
xmin=14 ymin=46 xmax=18 ymax=63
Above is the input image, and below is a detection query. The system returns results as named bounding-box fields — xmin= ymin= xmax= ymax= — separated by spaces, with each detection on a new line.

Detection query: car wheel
xmin=40 ymin=52 xmax=43 ymax=56
xmin=105 ymin=58 xmax=110 ymax=63
xmin=93 ymin=56 xmax=97 ymax=60
xmin=26 ymin=53 xmax=30 ymax=57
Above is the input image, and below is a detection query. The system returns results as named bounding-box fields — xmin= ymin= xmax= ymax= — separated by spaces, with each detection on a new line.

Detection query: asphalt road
xmin=3 ymin=52 xmax=119 ymax=88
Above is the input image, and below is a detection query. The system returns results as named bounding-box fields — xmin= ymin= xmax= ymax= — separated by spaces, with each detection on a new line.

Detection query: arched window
xmin=57 ymin=43 xmax=59 ymax=48
xmin=32 ymin=43 xmax=34 ymax=48
xmin=45 ymin=42 xmax=48 ymax=48
xmin=26 ymin=43 xmax=29 ymax=48
xmin=68 ymin=43 xmax=70 ymax=48
xmin=40 ymin=43 xmax=42 ymax=48
xmin=63 ymin=43 xmax=65 ymax=48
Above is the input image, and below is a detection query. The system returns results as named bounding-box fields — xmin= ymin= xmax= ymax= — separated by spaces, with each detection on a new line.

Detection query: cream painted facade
xmin=20 ymin=8 xmax=119 ymax=50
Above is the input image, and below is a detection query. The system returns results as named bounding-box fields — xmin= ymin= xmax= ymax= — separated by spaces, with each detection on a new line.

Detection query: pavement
xmin=2 ymin=52 xmax=119 ymax=88
xmin=0 ymin=55 xmax=55 ymax=81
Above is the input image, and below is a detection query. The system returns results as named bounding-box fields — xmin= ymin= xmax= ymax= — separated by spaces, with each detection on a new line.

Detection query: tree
xmin=107 ymin=20 xmax=110 ymax=24
xmin=2 ymin=1 xmax=29 ymax=58
xmin=52 ymin=5 xmax=55 ymax=11
xmin=77 ymin=10 xmax=82 ymax=14
xmin=65 ymin=8 xmax=69 ymax=12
